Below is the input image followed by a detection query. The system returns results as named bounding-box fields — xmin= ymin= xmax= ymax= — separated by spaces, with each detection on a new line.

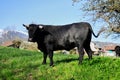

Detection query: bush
xmin=19 ymin=41 xmax=38 ymax=51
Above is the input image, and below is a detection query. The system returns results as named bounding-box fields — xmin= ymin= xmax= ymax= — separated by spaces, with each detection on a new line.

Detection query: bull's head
xmin=23 ymin=24 xmax=43 ymax=42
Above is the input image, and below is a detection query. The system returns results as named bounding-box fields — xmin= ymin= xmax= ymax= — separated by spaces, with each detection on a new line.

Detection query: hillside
xmin=0 ymin=46 xmax=120 ymax=80
xmin=0 ymin=29 xmax=27 ymax=45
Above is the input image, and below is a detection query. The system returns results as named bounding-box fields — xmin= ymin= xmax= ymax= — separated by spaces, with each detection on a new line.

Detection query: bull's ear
xmin=39 ymin=25 xmax=43 ymax=29
xmin=23 ymin=24 xmax=29 ymax=30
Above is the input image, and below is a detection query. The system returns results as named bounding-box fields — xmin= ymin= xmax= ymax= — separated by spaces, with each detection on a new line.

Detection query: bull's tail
xmin=89 ymin=24 xmax=105 ymax=38
xmin=92 ymin=30 xmax=101 ymax=38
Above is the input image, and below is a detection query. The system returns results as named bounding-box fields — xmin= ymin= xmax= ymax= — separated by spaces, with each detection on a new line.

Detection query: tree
xmin=73 ymin=0 xmax=120 ymax=37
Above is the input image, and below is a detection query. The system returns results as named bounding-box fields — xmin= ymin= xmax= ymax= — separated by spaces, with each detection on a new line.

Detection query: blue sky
xmin=0 ymin=0 xmax=120 ymax=43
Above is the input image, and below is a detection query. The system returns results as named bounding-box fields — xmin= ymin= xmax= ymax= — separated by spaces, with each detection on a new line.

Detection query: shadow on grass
xmin=55 ymin=57 xmax=104 ymax=65
xmin=55 ymin=58 xmax=79 ymax=64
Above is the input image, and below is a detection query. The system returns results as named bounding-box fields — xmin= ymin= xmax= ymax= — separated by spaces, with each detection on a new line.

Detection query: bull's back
xmin=46 ymin=22 xmax=91 ymax=42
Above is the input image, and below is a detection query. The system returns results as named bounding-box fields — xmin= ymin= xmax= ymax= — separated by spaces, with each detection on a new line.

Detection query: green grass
xmin=0 ymin=46 xmax=120 ymax=80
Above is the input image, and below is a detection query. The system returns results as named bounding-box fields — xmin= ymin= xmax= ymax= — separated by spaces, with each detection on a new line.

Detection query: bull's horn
xmin=39 ymin=25 xmax=43 ymax=29
xmin=23 ymin=24 xmax=29 ymax=28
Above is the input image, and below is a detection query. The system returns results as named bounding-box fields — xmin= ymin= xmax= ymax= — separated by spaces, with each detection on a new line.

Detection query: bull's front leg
xmin=48 ymin=52 xmax=54 ymax=66
xmin=42 ymin=53 xmax=48 ymax=64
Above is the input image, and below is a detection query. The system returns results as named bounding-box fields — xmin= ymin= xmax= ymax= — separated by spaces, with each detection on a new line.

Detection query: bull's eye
xmin=29 ymin=29 xmax=36 ymax=34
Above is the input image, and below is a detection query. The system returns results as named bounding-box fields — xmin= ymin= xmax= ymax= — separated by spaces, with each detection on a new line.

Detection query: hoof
xmin=50 ymin=64 xmax=54 ymax=67
xmin=78 ymin=62 xmax=82 ymax=65
xmin=42 ymin=62 xmax=46 ymax=65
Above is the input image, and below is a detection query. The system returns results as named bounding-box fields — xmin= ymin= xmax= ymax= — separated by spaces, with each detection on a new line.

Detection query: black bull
xmin=115 ymin=46 xmax=120 ymax=57
xmin=23 ymin=22 xmax=104 ymax=66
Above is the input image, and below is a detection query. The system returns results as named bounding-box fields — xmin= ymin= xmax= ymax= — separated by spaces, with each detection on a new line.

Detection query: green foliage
xmin=0 ymin=46 xmax=120 ymax=80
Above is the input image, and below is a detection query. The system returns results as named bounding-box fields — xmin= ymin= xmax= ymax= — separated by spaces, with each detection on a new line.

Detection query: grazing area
xmin=0 ymin=46 xmax=120 ymax=80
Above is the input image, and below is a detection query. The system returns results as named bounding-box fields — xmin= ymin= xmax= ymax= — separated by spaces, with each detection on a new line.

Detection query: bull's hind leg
xmin=84 ymin=45 xmax=93 ymax=60
xmin=77 ymin=45 xmax=85 ymax=64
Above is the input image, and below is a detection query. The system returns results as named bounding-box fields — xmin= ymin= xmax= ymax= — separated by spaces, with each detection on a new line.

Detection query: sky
xmin=0 ymin=0 xmax=120 ymax=43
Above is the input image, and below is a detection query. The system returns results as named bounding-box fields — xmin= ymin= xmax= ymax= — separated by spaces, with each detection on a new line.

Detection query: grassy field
xmin=0 ymin=46 xmax=120 ymax=80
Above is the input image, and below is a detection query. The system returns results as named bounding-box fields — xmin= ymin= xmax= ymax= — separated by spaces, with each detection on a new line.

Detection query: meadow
xmin=0 ymin=46 xmax=120 ymax=80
